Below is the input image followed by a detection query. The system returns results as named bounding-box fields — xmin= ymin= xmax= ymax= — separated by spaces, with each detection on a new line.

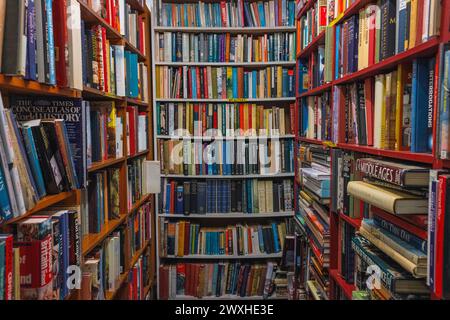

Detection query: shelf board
xmin=126 ymin=97 xmax=149 ymax=107
xmin=162 ymin=253 xmax=282 ymax=260
xmin=88 ymin=157 xmax=126 ymax=173
xmin=125 ymin=40 xmax=146 ymax=62
xmin=337 ymin=211 xmax=362 ymax=229
xmin=129 ymin=194 xmax=151 ymax=214
xmin=153 ymin=26 xmax=296 ymax=34
xmin=82 ymin=216 xmax=127 ymax=255
xmin=296 ymin=0 xmax=315 ymax=20
xmin=329 ymin=269 xmax=355 ymax=300
xmin=127 ymin=150 xmax=150 ymax=160
xmin=159 ymin=211 xmax=295 ymax=219
xmin=155 ymin=61 xmax=296 ymax=67
xmin=337 ymin=143 xmax=434 ymax=164
xmin=0 ymin=75 xmax=79 ymax=97
xmin=296 ymin=30 xmax=326 ymax=59
xmin=105 ymin=240 xmax=151 ymax=300
xmin=82 ymin=86 xmax=126 ymax=102
xmin=333 ymin=38 xmax=440 ymax=85
xmin=328 ymin=0 xmax=373 ymax=27
xmin=156 ymin=134 xmax=295 ymax=140
xmin=161 ymin=173 xmax=295 ymax=179
xmin=126 ymin=0 xmax=145 ymax=12
xmin=297 ymin=82 xmax=333 ymax=97
xmin=78 ymin=0 xmax=122 ymax=40
xmin=171 ymin=294 xmax=284 ymax=300
xmin=298 ymin=137 xmax=334 ymax=146
xmin=155 ymin=97 xmax=296 ymax=103
xmin=1 ymin=191 xmax=77 ymax=226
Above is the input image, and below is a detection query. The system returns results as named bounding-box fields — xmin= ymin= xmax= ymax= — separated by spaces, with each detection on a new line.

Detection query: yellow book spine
xmin=395 ymin=65 xmax=403 ymax=150
xmin=277 ymin=66 xmax=282 ymax=97
xmin=409 ymin=0 xmax=417 ymax=48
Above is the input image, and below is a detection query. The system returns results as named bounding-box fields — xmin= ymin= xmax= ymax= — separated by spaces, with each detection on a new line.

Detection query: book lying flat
xmin=347 ymin=181 xmax=428 ymax=215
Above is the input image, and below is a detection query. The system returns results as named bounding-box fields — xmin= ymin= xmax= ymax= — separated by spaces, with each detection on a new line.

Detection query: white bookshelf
xmin=154 ymin=26 xmax=296 ymax=33
xmin=162 ymin=253 xmax=283 ymax=260
xmin=155 ymin=61 xmax=296 ymax=67
xmin=151 ymin=1 xmax=297 ymax=299
xmin=161 ymin=173 xmax=295 ymax=179
xmin=155 ymin=97 xmax=296 ymax=103
xmin=156 ymin=134 xmax=295 ymax=140
xmin=158 ymin=211 xmax=295 ymax=219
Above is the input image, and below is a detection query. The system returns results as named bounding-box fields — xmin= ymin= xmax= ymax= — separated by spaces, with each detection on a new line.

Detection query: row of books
xmin=155 ymin=66 xmax=295 ymax=99
xmin=438 ymin=45 xmax=450 ymax=160
xmin=159 ymin=138 xmax=295 ymax=176
xmin=82 ymin=24 xmax=148 ymax=100
xmin=155 ymin=32 xmax=296 ymax=63
xmin=300 ymin=92 xmax=332 ymax=141
xmin=0 ymin=0 xmax=83 ymax=89
xmin=338 ymin=222 xmax=356 ymax=285
xmin=334 ymin=58 xmax=435 ymax=153
xmin=160 ymin=178 xmax=294 ymax=215
xmin=80 ymin=0 xmax=146 ymax=51
xmin=159 ymin=261 xmax=278 ymax=299
xmin=0 ymin=95 xmax=83 ymax=222
xmin=334 ymin=1 xmax=441 ymax=79
xmin=160 ymin=220 xmax=287 ymax=257
xmin=155 ymin=0 xmax=296 ymax=28
xmin=127 ymin=157 xmax=146 ymax=210
xmin=297 ymin=0 xmax=326 ymax=52
xmin=0 ymin=209 xmax=81 ymax=300
xmin=127 ymin=202 xmax=152 ymax=259
xmin=81 ymin=215 xmax=151 ymax=300
xmin=156 ymin=103 xmax=295 ymax=137
xmin=87 ymin=169 xmax=121 ymax=235
xmin=87 ymin=102 xmax=122 ymax=164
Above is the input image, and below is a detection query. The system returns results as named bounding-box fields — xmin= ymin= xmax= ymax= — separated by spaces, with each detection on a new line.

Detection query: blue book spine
xmin=165 ymin=183 xmax=171 ymax=213
xmin=243 ymin=3 xmax=253 ymax=27
xmin=258 ymin=3 xmax=266 ymax=27
xmin=397 ymin=0 xmax=407 ymax=54
xmin=183 ymin=4 xmax=188 ymax=27
xmin=175 ymin=186 xmax=184 ymax=214
xmin=192 ymin=69 xmax=197 ymax=98
xmin=0 ymin=241 xmax=4 ymax=298
xmin=258 ymin=226 xmax=264 ymax=252
xmin=232 ymin=68 xmax=238 ymax=98
xmin=427 ymin=57 xmax=436 ymax=152
xmin=131 ymin=53 xmax=139 ymax=98
xmin=0 ymin=165 xmax=12 ymax=221
xmin=252 ymin=71 xmax=257 ymax=98
xmin=411 ymin=59 xmax=431 ymax=152
xmin=45 ymin=0 xmax=56 ymax=85
xmin=335 ymin=25 xmax=340 ymax=79
xmin=22 ymin=127 xmax=47 ymax=198
xmin=272 ymin=223 xmax=280 ymax=252
xmin=26 ymin=0 xmax=37 ymax=81
xmin=167 ymin=5 xmax=172 ymax=26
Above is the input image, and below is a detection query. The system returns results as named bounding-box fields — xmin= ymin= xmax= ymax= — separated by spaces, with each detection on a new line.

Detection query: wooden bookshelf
xmin=151 ymin=1 xmax=297 ymax=300
xmin=0 ymin=1 xmax=154 ymax=301
xmin=295 ymin=0 xmax=450 ymax=301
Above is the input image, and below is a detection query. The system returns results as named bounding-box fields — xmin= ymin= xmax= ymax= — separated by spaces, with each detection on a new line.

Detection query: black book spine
xmin=183 ymin=182 xmax=190 ymax=215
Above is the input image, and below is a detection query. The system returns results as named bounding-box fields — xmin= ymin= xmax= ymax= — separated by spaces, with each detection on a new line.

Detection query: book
xmin=347 ymin=181 xmax=428 ymax=215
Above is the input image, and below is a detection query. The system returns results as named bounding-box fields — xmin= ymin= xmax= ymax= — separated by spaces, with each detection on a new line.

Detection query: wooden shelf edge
xmin=82 ymin=215 xmax=127 ymax=255
xmin=0 ymin=75 xmax=80 ymax=98
xmin=337 ymin=143 xmax=434 ymax=164
xmin=129 ymin=194 xmax=151 ymax=214
xmin=296 ymin=30 xmax=326 ymax=60
xmin=127 ymin=150 xmax=150 ymax=160
xmin=298 ymin=82 xmax=333 ymax=97
xmin=329 ymin=269 xmax=355 ymax=299
xmin=1 ymin=191 xmax=77 ymax=226
xmin=88 ymin=157 xmax=126 ymax=172
xmin=106 ymin=240 xmax=151 ymax=300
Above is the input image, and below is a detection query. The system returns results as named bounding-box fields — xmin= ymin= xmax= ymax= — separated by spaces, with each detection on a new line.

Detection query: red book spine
xmin=202 ymin=104 xmax=207 ymax=135
xmin=290 ymin=103 xmax=295 ymax=135
xmin=368 ymin=9 xmax=376 ymax=66
xmin=196 ymin=68 xmax=201 ymax=98
xmin=415 ymin=1 xmax=424 ymax=46
xmin=239 ymin=104 xmax=244 ymax=132
xmin=364 ymin=78 xmax=374 ymax=146
xmin=52 ymin=0 xmax=68 ymax=87
xmin=435 ymin=175 xmax=448 ymax=298
xmin=248 ymin=103 xmax=252 ymax=132
xmin=220 ymin=1 xmax=228 ymax=27
xmin=203 ymin=67 xmax=208 ymax=99
xmin=194 ymin=264 xmax=200 ymax=297
xmin=185 ymin=263 xmax=191 ymax=296
xmin=159 ymin=266 xmax=168 ymax=299
xmin=1 ymin=235 xmax=13 ymax=300
xmin=106 ymin=0 xmax=112 ymax=25
xmin=170 ymin=181 xmax=176 ymax=214
xmin=184 ymin=222 xmax=190 ymax=256
xmin=213 ymin=105 xmax=218 ymax=130
xmin=102 ymin=27 xmax=108 ymax=93
xmin=238 ymin=68 xmax=244 ymax=98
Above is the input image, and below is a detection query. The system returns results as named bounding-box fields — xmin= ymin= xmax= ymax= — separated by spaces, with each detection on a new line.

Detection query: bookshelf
xmin=0 ymin=0 xmax=155 ymax=300
xmin=294 ymin=0 xmax=450 ymax=301
xmin=151 ymin=0 xmax=297 ymax=300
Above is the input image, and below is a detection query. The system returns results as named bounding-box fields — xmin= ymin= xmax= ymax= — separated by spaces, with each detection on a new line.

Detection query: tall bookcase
xmin=151 ymin=0 xmax=297 ymax=299
xmin=294 ymin=0 xmax=450 ymax=300
xmin=0 ymin=0 xmax=156 ymax=300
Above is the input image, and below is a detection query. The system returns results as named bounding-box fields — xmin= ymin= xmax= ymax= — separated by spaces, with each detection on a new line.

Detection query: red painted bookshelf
xmin=295 ymin=0 xmax=450 ymax=301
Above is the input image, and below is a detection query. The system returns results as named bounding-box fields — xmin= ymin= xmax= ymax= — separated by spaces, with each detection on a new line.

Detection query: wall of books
xmin=0 ymin=0 xmax=155 ymax=300
xmin=293 ymin=0 xmax=450 ymax=300
xmin=152 ymin=0 xmax=299 ymax=299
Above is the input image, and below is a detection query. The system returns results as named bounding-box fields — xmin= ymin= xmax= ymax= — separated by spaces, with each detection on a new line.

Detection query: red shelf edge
xmin=329 ymin=269 xmax=355 ymax=299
